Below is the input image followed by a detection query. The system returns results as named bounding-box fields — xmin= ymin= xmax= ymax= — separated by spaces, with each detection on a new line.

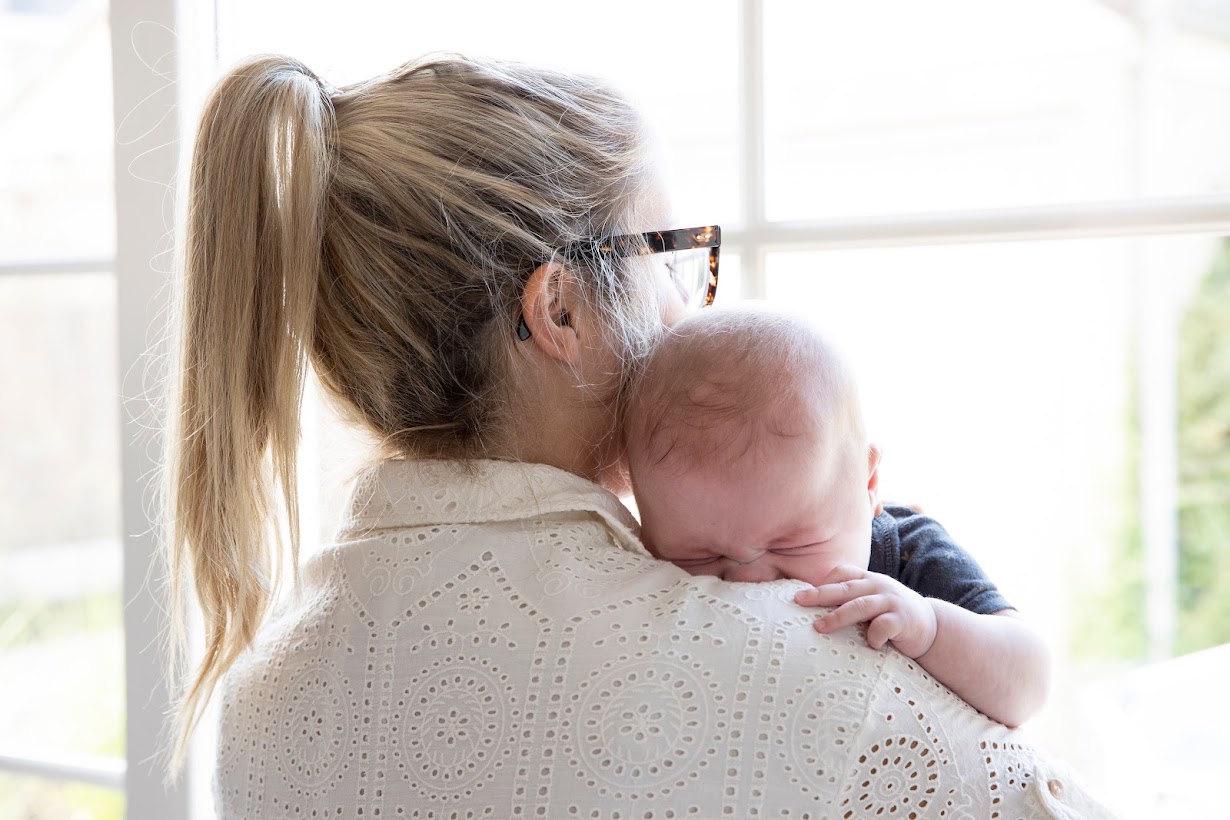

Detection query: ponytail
xmin=166 ymin=55 xmax=334 ymax=772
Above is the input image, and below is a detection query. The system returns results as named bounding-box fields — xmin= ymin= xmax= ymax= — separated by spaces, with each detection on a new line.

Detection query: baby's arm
xmin=919 ymin=598 xmax=1050 ymax=728
xmin=793 ymin=566 xmax=1050 ymax=728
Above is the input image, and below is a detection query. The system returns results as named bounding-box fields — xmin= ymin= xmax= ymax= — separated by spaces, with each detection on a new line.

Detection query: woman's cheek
xmin=653 ymin=263 xmax=689 ymax=326
xmin=661 ymin=294 xmax=688 ymax=327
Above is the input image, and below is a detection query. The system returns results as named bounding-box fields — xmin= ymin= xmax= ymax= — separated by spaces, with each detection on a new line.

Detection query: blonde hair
xmin=625 ymin=307 xmax=867 ymax=474
xmin=165 ymin=53 xmax=661 ymax=771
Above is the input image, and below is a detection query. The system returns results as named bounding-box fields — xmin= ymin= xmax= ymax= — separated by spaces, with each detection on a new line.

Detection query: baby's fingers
xmin=820 ymin=564 xmax=868 ymax=585
xmin=792 ymin=575 xmax=890 ymax=612
xmin=814 ymin=594 xmax=892 ymax=634
xmin=865 ymin=612 xmax=904 ymax=650
xmin=795 ymin=578 xmax=885 ymax=608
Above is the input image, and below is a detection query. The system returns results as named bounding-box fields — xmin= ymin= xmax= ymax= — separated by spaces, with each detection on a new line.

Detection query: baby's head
xmin=625 ymin=307 xmax=882 ymax=584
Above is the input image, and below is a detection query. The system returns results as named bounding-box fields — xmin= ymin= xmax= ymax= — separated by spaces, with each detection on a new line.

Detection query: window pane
xmin=0 ymin=1 xmax=116 ymax=259
xmin=215 ymin=0 xmax=740 ymax=228
xmin=764 ymin=234 xmax=1227 ymax=819
xmin=764 ymin=0 xmax=1230 ymax=220
xmin=0 ymin=274 xmax=123 ymax=769
xmin=0 ymin=773 xmax=123 ymax=820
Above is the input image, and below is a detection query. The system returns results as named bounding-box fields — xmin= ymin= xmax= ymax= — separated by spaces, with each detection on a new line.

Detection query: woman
xmin=167 ymin=53 xmax=1113 ymax=817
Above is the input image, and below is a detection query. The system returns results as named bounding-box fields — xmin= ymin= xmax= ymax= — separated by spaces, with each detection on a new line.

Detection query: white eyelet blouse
xmin=213 ymin=459 xmax=1115 ymax=818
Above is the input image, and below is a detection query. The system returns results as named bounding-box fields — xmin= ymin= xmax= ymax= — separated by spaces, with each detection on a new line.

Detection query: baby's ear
xmin=866 ymin=444 xmax=884 ymax=516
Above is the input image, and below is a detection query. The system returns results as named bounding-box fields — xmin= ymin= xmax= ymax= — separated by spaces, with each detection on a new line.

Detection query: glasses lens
xmin=666 ymin=247 xmax=711 ymax=309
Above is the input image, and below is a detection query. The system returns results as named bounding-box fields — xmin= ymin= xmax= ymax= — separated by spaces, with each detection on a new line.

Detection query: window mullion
xmin=722 ymin=193 xmax=1230 ymax=252
xmin=1135 ymin=0 xmax=1180 ymax=662
xmin=110 ymin=0 xmax=200 ymax=815
xmin=738 ymin=0 xmax=766 ymax=298
xmin=0 ymin=258 xmax=115 ymax=277
xmin=0 ymin=749 xmax=125 ymax=791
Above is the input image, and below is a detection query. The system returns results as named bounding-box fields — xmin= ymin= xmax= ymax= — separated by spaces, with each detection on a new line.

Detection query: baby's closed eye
xmin=770 ymin=544 xmax=823 ymax=556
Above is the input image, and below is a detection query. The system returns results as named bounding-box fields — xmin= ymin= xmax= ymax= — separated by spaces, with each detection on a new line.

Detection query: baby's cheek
xmin=794 ymin=558 xmax=839 ymax=587
xmin=685 ymin=561 xmax=728 ymax=579
xmin=792 ymin=549 xmax=867 ymax=587
xmin=634 ymin=510 xmax=664 ymax=557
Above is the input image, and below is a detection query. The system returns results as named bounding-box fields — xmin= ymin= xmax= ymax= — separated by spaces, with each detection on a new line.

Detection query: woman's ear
xmin=520 ymin=261 xmax=581 ymax=364
xmin=867 ymin=443 xmax=884 ymax=516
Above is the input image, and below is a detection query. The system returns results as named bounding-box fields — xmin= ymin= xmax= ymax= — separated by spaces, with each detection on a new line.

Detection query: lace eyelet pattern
xmin=214 ymin=459 xmax=1115 ymax=819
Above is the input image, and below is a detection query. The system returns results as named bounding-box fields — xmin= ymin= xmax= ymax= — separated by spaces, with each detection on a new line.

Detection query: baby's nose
xmin=723 ymin=562 xmax=781 ymax=583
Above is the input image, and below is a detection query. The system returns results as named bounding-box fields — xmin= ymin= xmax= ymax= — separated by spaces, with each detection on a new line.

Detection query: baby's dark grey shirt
xmin=868 ymin=505 xmax=1013 ymax=615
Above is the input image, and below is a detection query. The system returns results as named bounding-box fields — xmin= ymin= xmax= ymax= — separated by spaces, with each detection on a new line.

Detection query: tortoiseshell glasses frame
xmin=517 ymin=225 xmax=721 ymax=341
xmin=564 ymin=224 xmax=721 ymax=309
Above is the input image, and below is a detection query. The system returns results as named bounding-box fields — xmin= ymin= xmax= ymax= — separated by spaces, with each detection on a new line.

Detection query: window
xmin=8 ymin=1 xmax=1223 ymax=817
xmin=0 ymin=0 xmax=123 ymax=817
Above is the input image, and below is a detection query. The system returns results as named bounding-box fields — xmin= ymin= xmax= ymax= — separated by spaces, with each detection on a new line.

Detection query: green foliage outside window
xmin=1077 ymin=240 xmax=1230 ymax=661
xmin=1175 ymin=240 xmax=1230 ymax=655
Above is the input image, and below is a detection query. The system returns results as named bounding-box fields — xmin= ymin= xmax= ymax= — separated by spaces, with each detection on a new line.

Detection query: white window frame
xmin=110 ymin=0 xmax=217 ymax=814
xmin=109 ymin=0 xmax=186 ymax=809
xmin=1 ymin=0 xmax=1224 ymax=815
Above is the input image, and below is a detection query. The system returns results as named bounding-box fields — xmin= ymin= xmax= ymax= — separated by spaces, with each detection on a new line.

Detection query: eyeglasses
xmin=567 ymin=225 xmax=721 ymax=311
xmin=517 ymin=225 xmax=721 ymax=341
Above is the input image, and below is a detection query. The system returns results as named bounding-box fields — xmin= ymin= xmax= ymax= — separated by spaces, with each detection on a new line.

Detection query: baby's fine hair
xmin=625 ymin=307 xmax=866 ymax=474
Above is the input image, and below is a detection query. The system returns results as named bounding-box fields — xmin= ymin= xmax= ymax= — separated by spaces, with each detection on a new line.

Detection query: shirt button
xmin=1048 ymin=779 xmax=1065 ymax=799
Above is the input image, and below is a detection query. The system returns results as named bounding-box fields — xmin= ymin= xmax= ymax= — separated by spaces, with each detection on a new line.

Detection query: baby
xmin=625 ymin=307 xmax=1050 ymax=727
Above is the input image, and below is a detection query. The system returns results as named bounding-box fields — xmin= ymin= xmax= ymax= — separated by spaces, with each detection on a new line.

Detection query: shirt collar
xmin=336 ymin=458 xmax=648 ymax=557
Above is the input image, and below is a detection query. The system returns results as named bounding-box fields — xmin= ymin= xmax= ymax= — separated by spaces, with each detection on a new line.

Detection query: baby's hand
xmin=793 ymin=565 xmax=937 ymax=659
